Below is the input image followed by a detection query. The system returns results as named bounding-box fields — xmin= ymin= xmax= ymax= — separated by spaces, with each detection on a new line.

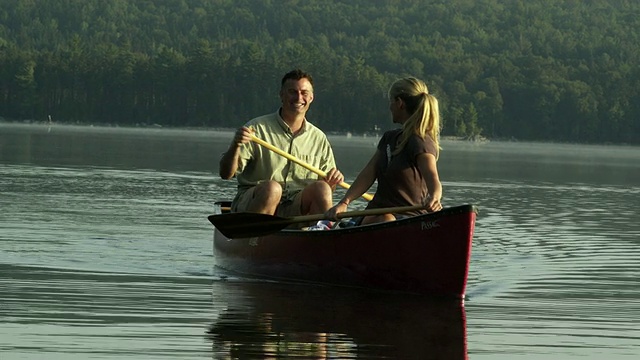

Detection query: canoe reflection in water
xmin=207 ymin=281 xmax=467 ymax=359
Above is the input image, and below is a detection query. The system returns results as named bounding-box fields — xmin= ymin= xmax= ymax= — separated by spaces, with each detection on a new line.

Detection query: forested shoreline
xmin=1 ymin=0 xmax=638 ymax=144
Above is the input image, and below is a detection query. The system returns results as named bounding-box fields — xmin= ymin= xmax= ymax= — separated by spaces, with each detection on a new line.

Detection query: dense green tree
xmin=0 ymin=0 xmax=638 ymax=144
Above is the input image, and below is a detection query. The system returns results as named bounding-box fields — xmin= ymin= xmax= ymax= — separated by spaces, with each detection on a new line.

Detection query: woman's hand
xmin=423 ymin=194 xmax=443 ymax=212
xmin=325 ymin=201 xmax=348 ymax=221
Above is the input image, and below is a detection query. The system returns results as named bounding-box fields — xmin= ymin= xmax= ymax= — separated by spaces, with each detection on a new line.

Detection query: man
xmin=219 ymin=69 xmax=344 ymax=217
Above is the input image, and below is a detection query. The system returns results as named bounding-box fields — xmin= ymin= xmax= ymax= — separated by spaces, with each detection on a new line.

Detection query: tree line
xmin=1 ymin=0 xmax=638 ymax=144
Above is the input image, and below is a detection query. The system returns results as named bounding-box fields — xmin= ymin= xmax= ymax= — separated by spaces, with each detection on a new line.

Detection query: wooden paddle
xmin=208 ymin=204 xmax=427 ymax=238
xmin=250 ymin=134 xmax=374 ymax=201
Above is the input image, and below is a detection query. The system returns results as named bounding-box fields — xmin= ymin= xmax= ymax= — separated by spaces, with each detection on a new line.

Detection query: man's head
xmin=279 ymin=69 xmax=314 ymax=116
xmin=280 ymin=69 xmax=314 ymax=88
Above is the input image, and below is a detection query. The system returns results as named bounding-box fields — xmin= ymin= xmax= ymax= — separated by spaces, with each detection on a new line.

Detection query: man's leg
xmin=276 ymin=182 xmax=331 ymax=229
xmin=299 ymin=180 xmax=333 ymax=215
xmin=276 ymin=180 xmax=332 ymax=217
xmin=232 ymin=181 xmax=282 ymax=215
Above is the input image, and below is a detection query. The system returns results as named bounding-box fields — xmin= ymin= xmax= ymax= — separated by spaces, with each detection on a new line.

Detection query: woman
xmin=326 ymin=77 xmax=443 ymax=225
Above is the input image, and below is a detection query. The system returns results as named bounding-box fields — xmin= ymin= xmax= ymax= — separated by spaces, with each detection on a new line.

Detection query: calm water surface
xmin=1 ymin=123 xmax=639 ymax=359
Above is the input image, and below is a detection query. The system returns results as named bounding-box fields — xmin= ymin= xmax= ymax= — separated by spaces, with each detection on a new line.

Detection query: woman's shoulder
xmin=381 ymin=128 xmax=402 ymax=140
xmin=384 ymin=128 xmax=402 ymax=136
xmin=408 ymin=133 xmax=437 ymax=154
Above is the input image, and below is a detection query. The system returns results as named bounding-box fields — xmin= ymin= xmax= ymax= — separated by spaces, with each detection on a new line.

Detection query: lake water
xmin=1 ymin=123 xmax=639 ymax=359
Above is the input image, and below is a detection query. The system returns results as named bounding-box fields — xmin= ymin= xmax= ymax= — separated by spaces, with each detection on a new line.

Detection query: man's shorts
xmin=231 ymin=187 xmax=304 ymax=217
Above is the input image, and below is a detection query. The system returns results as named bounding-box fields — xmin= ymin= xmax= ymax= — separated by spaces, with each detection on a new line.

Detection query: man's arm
xmin=219 ymin=126 xmax=252 ymax=179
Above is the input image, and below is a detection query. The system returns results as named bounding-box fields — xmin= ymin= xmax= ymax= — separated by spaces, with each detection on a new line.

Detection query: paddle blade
xmin=208 ymin=212 xmax=294 ymax=238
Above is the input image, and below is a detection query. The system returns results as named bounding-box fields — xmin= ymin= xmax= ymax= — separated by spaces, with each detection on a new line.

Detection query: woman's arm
xmin=325 ymin=150 xmax=380 ymax=219
xmin=416 ymin=152 xmax=443 ymax=212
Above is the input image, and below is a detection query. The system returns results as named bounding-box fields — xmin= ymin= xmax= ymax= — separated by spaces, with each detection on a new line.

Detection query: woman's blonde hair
xmin=388 ymin=77 xmax=441 ymax=159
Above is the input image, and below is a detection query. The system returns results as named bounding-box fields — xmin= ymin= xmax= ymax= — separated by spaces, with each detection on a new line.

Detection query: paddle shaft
xmin=250 ymin=135 xmax=374 ymax=201
xmin=278 ymin=204 xmax=428 ymax=223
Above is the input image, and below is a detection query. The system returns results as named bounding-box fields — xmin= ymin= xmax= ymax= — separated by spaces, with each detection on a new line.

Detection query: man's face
xmin=280 ymin=78 xmax=314 ymax=115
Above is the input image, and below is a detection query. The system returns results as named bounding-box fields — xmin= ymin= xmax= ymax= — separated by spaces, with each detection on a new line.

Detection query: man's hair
xmin=281 ymin=69 xmax=314 ymax=87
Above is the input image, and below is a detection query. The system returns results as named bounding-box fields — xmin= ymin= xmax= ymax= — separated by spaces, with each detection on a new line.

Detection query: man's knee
xmin=300 ymin=181 xmax=333 ymax=214
xmin=254 ymin=181 xmax=283 ymax=202
xmin=306 ymin=180 xmax=332 ymax=197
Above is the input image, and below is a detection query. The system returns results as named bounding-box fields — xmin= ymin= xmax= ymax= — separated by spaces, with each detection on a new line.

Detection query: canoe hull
xmin=213 ymin=204 xmax=477 ymax=299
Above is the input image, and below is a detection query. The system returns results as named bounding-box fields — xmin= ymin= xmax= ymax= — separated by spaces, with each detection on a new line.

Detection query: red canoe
xmin=211 ymin=202 xmax=477 ymax=299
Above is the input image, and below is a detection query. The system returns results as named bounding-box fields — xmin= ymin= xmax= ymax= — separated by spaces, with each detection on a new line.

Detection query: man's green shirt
xmin=234 ymin=110 xmax=337 ymax=200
